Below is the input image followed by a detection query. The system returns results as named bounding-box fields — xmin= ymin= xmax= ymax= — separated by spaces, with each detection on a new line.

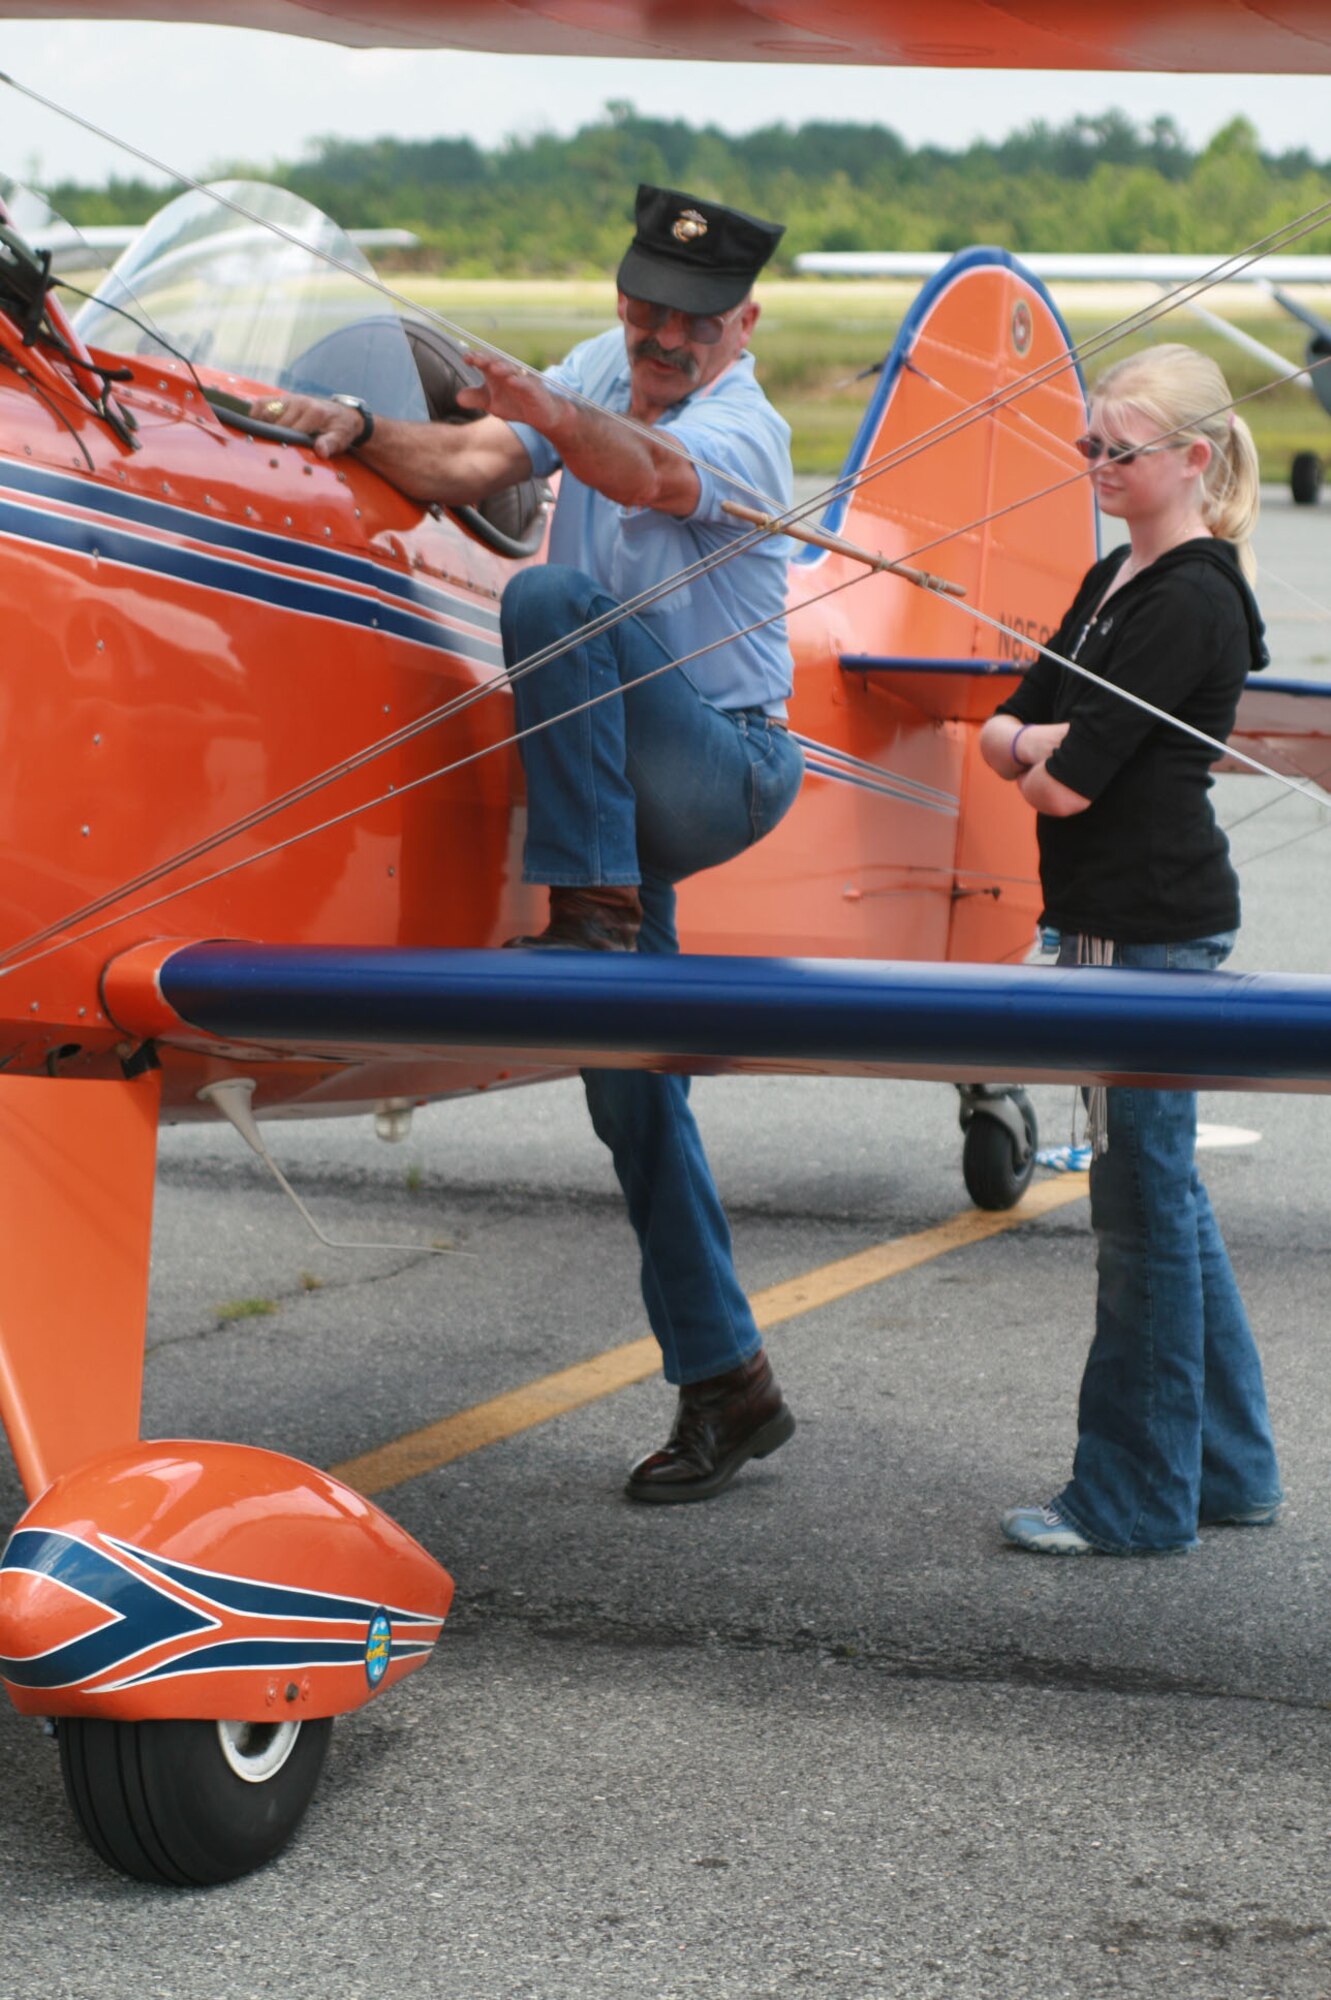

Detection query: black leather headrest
xmin=402 ymin=319 xmax=484 ymax=425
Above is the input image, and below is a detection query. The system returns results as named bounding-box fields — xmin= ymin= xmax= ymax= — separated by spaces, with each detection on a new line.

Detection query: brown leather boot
xmin=507 ymin=885 xmax=642 ymax=952
xmin=625 ymin=1348 xmax=795 ymax=1504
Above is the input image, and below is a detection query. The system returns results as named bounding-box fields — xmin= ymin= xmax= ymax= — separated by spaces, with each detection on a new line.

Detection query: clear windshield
xmin=1 ymin=174 xmax=58 ymax=243
xmin=72 ymin=180 xmax=428 ymax=422
xmin=0 ymin=173 xmax=104 ymax=271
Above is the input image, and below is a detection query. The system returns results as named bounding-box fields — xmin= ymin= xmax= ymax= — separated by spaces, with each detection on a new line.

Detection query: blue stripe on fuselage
xmin=0 ymin=456 xmax=504 ymax=662
xmin=0 ymin=488 xmax=505 ymax=668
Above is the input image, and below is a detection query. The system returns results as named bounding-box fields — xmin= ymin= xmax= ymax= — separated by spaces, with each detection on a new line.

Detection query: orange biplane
xmin=3 ymin=0 xmax=1331 ymax=1887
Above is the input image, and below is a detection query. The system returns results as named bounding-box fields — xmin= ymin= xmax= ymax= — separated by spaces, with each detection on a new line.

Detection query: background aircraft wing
xmin=794 ymin=253 xmax=1331 ymax=283
xmin=36 ymin=221 xmax=419 ymax=274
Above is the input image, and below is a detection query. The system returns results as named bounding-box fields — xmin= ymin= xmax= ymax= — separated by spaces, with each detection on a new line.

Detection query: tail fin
xmin=797 ymin=245 xmax=1094 ymax=681
xmin=790 ymin=249 xmax=1096 ymax=964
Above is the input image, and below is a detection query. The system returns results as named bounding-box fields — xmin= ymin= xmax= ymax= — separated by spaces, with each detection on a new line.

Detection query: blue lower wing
xmin=145 ymin=943 xmax=1331 ymax=1093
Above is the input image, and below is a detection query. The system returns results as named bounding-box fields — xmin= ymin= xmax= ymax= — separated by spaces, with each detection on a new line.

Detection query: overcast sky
xmin=2 ymin=20 xmax=1328 ymax=190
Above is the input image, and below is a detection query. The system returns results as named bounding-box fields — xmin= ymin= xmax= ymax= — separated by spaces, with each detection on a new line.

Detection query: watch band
xmin=331 ymin=394 xmax=375 ymax=448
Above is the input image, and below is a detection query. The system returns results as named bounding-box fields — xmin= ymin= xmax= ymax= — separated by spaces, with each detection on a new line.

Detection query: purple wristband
xmin=1011 ymin=725 xmax=1033 ymax=769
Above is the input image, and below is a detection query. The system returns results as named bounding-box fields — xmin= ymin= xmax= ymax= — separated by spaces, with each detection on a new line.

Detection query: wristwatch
xmin=330 ymin=393 xmax=375 ymax=448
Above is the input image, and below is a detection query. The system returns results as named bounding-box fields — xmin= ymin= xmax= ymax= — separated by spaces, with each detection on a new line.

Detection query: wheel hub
xmin=215 ymin=1718 xmax=302 ymax=1783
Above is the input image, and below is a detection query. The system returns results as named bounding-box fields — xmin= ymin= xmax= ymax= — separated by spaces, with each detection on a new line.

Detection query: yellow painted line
xmin=331 ymin=1175 xmax=1088 ymax=1497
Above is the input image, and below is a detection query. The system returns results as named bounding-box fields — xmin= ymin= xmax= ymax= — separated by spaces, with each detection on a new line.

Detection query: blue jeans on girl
xmin=1054 ymin=933 xmax=1283 ymax=1552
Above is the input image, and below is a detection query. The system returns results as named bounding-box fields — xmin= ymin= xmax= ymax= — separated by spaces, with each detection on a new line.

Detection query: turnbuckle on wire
xmin=721 ymin=499 xmax=968 ymax=598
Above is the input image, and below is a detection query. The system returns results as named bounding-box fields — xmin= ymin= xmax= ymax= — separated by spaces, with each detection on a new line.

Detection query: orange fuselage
xmin=0 ymin=258 xmax=1094 ymax=1116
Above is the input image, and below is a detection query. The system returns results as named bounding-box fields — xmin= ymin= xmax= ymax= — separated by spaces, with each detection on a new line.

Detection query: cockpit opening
xmin=66 ymin=179 xmax=549 ymax=559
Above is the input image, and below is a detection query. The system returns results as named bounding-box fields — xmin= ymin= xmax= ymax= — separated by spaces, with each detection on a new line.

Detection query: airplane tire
xmin=1291 ymin=452 xmax=1323 ymax=506
xmin=58 ymin=1715 xmax=332 ymax=1885
xmin=962 ymin=1092 xmax=1037 ymax=1211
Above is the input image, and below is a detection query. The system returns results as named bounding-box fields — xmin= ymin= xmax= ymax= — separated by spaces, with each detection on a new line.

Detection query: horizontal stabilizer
xmin=1224 ymin=674 xmax=1331 ymax=788
xmin=839 ymin=664 xmax=1331 ymax=766
xmin=839 ymin=655 xmax=1022 ymax=722
xmin=105 ymin=942 xmax=1331 ymax=1096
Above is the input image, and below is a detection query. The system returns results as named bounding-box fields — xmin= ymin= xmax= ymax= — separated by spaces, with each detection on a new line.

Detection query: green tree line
xmin=38 ymin=104 xmax=1331 ymax=272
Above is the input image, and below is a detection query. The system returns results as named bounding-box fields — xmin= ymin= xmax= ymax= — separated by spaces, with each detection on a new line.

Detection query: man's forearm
xmin=541 ymin=394 xmax=700 ymax=518
xmin=356 ymin=413 xmax=531 ymax=505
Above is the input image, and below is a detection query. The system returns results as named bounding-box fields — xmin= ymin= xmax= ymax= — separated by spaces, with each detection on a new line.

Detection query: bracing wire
xmin=886 ymin=349 xmax=1331 ymax=579
xmin=0 ymin=563 xmax=870 ymax=979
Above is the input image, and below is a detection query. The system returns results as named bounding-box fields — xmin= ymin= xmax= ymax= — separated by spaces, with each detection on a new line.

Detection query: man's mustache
xmin=632 ymin=337 xmax=699 ymax=378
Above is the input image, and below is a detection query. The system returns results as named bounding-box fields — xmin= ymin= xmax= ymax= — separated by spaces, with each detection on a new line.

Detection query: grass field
xmin=395 ymin=273 xmax=1324 ymax=484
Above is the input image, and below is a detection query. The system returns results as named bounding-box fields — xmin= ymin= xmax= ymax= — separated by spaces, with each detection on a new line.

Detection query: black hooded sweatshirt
xmin=995 ymin=537 xmax=1268 ymax=944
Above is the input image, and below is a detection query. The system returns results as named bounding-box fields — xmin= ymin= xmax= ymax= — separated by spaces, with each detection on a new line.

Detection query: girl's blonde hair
xmin=1090 ymin=343 xmax=1260 ymax=579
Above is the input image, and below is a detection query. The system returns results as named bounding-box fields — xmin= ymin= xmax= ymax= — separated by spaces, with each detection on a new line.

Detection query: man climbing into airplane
xmin=259 ymin=184 xmax=804 ymax=1504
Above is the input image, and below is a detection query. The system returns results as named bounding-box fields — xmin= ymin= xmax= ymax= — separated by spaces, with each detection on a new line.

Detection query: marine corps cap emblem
xmin=671 ymin=209 xmax=708 ymax=243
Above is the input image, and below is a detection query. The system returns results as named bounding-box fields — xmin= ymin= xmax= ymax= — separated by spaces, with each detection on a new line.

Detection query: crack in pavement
xmin=157 ymin=1155 xmax=630 ymax=1217
xmin=145 ymin=1251 xmax=445 ymax=1356
xmin=452 ymin=1592 xmax=1331 ymax=1713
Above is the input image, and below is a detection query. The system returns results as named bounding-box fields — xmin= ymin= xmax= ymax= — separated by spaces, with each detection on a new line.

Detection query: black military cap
xmin=616 ymin=184 xmax=785 ymax=316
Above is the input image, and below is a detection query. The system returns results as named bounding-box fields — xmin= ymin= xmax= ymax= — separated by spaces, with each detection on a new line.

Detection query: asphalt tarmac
xmin=2 ymin=493 xmax=1330 ymax=2000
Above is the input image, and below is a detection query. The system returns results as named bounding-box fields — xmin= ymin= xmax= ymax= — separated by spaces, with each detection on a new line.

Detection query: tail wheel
xmin=1291 ymin=452 xmax=1323 ymax=506
xmin=58 ymin=1715 xmax=332 ymax=1885
xmin=961 ymin=1090 xmax=1038 ymax=1211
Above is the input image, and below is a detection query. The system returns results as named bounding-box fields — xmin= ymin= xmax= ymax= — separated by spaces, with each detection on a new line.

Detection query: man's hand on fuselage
xmin=250 ymin=390 xmax=366 ymax=459
xmin=246 ymin=385 xmax=533 ymax=506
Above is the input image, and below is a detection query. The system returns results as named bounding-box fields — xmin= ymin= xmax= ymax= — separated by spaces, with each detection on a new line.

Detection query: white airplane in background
xmin=43 ymin=221 xmax=418 ymax=266
xmin=795 ymin=249 xmax=1331 ymax=506
xmin=0 ymin=177 xmax=419 ymax=271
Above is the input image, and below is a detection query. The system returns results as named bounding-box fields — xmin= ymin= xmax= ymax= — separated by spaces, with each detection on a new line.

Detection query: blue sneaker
xmin=1035 ymin=1144 xmax=1092 ymax=1173
xmin=1000 ymin=1502 xmax=1093 ymax=1554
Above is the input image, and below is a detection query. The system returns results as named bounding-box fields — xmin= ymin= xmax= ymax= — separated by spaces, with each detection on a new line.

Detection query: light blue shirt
xmin=508 ymin=327 xmax=793 ymax=714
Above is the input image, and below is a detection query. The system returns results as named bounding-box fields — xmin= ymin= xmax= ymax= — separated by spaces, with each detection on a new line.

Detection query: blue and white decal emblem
xmin=365 ymin=1609 xmax=392 ymax=1687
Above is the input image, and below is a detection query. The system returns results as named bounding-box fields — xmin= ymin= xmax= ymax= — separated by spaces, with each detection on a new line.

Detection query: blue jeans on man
xmin=501 ymin=563 xmax=805 ymax=1401
xmin=1053 ymin=934 xmax=1283 ymax=1553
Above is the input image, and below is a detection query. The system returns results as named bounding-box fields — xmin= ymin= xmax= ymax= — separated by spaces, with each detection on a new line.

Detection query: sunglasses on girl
xmin=1074 ymin=433 xmax=1181 ymax=468
xmin=622 ymin=295 xmax=742 ymax=346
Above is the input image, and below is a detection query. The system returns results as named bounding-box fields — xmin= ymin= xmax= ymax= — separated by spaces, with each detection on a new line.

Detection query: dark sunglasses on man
xmin=1074 ymin=432 xmax=1183 ymax=469
xmin=622 ymin=294 xmax=743 ymax=347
